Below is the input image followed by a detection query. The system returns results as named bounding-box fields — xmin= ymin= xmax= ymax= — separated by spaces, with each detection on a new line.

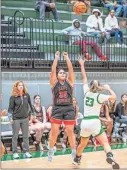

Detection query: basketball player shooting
xmin=73 ymin=57 xmax=120 ymax=169
xmin=48 ymin=51 xmax=76 ymax=162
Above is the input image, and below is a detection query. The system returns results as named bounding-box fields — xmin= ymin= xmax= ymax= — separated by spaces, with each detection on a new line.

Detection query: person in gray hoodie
xmin=61 ymin=19 xmax=109 ymax=61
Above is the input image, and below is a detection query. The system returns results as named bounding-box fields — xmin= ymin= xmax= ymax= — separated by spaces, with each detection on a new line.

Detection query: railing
xmin=1 ymin=14 xmax=127 ymax=70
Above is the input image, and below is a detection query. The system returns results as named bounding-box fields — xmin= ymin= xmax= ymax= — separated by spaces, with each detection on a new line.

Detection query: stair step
xmin=2 ymin=32 xmax=25 ymax=37
xmin=1 ymin=14 xmax=4 ymax=20
xmin=1 ymin=37 xmax=31 ymax=45
xmin=1 ymin=20 xmax=12 ymax=24
xmin=1 ymin=24 xmax=17 ymax=33
xmin=1 ymin=51 xmax=45 ymax=59
xmin=1 ymin=44 xmax=39 ymax=50
xmin=9 ymin=60 xmax=33 ymax=68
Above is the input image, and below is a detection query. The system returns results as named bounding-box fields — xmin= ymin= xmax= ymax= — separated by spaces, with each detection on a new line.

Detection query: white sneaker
xmin=48 ymin=149 xmax=54 ymax=162
xmin=61 ymin=142 xmax=66 ymax=149
xmin=122 ymin=132 xmax=127 ymax=143
xmin=115 ymin=43 xmax=121 ymax=47
xmin=39 ymin=143 xmax=44 ymax=151
xmin=122 ymin=44 xmax=127 ymax=48
xmin=53 ymin=145 xmax=57 ymax=153
xmin=13 ymin=153 xmax=19 ymax=159
xmin=24 ymin=152 xmax=32 ymax=158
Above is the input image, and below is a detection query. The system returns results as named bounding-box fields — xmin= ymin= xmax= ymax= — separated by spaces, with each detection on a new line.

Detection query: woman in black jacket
xmin=8 ymin=81 xmax=34 ymax=159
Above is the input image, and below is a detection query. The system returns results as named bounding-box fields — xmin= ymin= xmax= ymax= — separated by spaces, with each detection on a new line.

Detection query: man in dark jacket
xmin=35 ymin=0 xmax=59 ymax=21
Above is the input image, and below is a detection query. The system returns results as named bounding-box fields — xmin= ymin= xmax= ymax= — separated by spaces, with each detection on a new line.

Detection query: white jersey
xmin=83 ymin=84 xmax=110 ymax=117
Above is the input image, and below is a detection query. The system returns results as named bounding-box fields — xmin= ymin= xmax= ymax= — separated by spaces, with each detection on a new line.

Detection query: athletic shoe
xmin=39 ymin=142 xmax=44 ymax=151
xmin=48 ymin=148 xmax=54 ymax=162
xmin=13 ymin=153 xmax=19 ymax=159
xmin=121 ymin=44 xmax=127 ymax=48
xmin=106 ymin=154 xmax=120 ymax=169
xmin=115 ymin=43 xmax=121 ymax=48
xmin=24 ymin=152 xmax=32 ymax=158
xmin=122 ymin=132 xmax=127 ymax=143
xmin=61 ymin=141 xmax=66 ymax=149
xmin=99 ymin=55 xmax=109 ymax=61
xmin=73 ymin=155 xmax=81 ymax=166
xmin=84 ymin=53 xmax=92 ymax=61
xmin=53 ymin=145 xmax=57 ymax=153
xmin=71 ymin=149 xmax=76 ymax=161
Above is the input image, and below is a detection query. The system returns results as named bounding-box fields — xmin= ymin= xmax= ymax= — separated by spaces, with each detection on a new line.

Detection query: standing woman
xmin=48 ymin=51 xmax=76 ymax=162
xmin=8 ymin=81 xmax=34 ymax=159
xmin=73 ymin=57 xmax=119 ymax=169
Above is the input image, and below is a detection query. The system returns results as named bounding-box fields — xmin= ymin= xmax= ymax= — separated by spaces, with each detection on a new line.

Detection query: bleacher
xmin=1 ymin=0 xmax=127 ymax=71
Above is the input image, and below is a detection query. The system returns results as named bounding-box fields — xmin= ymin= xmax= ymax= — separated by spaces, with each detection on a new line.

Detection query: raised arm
xmin=78 ymin=57 xmax=87 ymax=84
xmin=103 ymin=85 xmax=116 ymax=101
xmin=63 ymin=52 xmax=74 ymax=86
xmin=50 ymin=51 xmax=60 ymax=87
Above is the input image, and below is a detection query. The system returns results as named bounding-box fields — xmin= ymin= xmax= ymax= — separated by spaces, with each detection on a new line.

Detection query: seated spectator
xmin=115 ymin=94 xmax=127 ymax=125
xmin=35 ymin=0 xmax=59 ymax=21
xmin=84 ymin=0 xmax=91 ymax=13
xmin=100 ymin=100 xmax=115 ymax=143
xmin=86 ymin=9 xmax=110 ymax=43
xmin=29 ymin=95 xmax=51 ymax=151
xmin=117 ymin=0 xmax=127 ymax=18
xmin=113 ymin=94 xmax=127 ymax=142
xmin=104 ymin=10 xmax=126 ymax=47
xmin=61 ymin=19 xmax=109 ymax=61
xmin=103 ymin=0 xmax=122 ymax=17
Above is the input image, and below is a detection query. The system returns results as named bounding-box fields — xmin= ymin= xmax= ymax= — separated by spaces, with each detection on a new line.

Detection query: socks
xmin=107 ymin=152 xmax=113 ymax=158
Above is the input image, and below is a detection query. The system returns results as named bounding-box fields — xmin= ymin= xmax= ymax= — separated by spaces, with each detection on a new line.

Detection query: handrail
xmin=14 ymin=10 xmax=25 ymax=25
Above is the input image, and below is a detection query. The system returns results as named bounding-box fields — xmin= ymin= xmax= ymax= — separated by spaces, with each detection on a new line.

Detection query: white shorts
xmin=80 ymin=118 xmax=104 ymax=138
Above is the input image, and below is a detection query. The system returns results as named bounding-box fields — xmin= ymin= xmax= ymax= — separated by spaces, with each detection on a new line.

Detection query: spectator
xmin=86 ymin=9 xmax=109 ymax=44
xmin=115 ymin=94 xmax=127 ymax=124
xmin=61 ymin=19 xmax=109 ymax=61
xmin=29 ymin=95 xmax=51 ymax=151
xmin=103 ymin=0 xmax=122 ymax=17
xmin=113 ymin=94 xmax=127 ymax=142
xmin=84 ymin=0 xmax=91 ymax=13
xmin=104 ymin=10 xmax=126 ymax=47
xmin=8 ymin=81 xmax=33 ymax=159
xmin=117 ymin=0 xmax=127 ymax=18
xmin=35 ymin=0 xmax=59 ymax=21
xmin=100 ymin=101 xmax=114 ymax=143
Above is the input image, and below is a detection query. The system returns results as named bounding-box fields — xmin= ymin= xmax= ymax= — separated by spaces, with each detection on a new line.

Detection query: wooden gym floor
xmin=1 ymin=148 xmax=127 ymax=169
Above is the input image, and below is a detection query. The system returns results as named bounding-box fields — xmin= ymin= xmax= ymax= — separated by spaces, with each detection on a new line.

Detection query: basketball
xmin=73 ymin=1 xmax=87 ymax=15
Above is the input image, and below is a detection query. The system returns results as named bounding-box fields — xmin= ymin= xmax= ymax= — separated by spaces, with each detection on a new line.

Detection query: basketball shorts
xmin=50 ymin=105 xmax=76 ymax=125
xmin=80 ymin=116 xmax=105 ymax=138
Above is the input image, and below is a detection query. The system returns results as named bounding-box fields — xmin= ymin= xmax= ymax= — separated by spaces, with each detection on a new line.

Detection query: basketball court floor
xmin=1 ymin=148 xmax=127 ymax=168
